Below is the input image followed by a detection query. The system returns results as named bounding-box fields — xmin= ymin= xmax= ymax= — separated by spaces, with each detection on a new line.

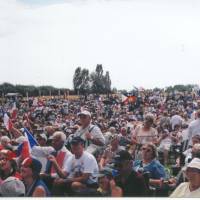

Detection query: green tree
xmin=73 ymin=67 xmax=82 ymax=94
xmin=91 ymin=64 xmax=105 ymax=94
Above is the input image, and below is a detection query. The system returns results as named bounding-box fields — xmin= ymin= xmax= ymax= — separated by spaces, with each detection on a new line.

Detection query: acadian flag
xmin=3 ymin=111 xmax=13 ymax=131
xmin=11 ymin=102 xmax=18 ymax=120
xmin=17 ymin=128 xmax=38 ymax=160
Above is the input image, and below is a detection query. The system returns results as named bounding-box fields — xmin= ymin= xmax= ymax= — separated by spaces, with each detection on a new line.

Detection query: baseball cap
xmin=187 ymin=158 xmax=200 ymax=170
xmin=37 ymin=133 xmax=47 ymax=141
xmin=113 ymin=150 xmax=132 ymax=163
xmin=77 ymin=110 xmax=91 ymax=118
xmin=70 ymin=136 xmax=85 ymax=145
xmin=21 ymin=157 xmax=42 ymax=175
xmin=0 ymin=177 xmax=25 ymax=197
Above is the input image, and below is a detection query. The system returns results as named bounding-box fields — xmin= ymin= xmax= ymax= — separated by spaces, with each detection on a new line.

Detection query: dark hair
xmin=143 ymin=143 xmax=157 ymax=159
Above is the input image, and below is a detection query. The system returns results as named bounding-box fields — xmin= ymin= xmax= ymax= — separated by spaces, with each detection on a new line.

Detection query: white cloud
xmin=1 ymin=0 xmax=200 ymax=90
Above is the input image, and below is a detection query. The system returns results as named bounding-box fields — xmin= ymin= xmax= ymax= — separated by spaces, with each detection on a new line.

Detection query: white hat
xmin=15 ymin=136 xmax=27 ymax=144
xmin=0 ymin=177 xmax=25 ymax=196
xmin=38 ymin=133 xmax=47 ymax=141
xmin=187 ymin=158 xmax=200 ymax=170
xmin=78 ymin=110 xmax=91 ymax=117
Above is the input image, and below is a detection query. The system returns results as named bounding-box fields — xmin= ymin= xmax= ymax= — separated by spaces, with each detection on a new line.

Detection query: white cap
xmin=187 ymin=158 xmax=200 ymax=170
xmin=78 ymin=110 xmax=91 ymax=118
xmin=15 ymin=136 xmax=27 ymax=144
xmin=38 ymin=133 xmax=47 ymax=141
xmin=0 ymin=177 xmax=25 ymax=196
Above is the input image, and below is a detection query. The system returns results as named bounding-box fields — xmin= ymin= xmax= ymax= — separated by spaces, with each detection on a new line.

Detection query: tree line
xmin=0 ymin=64 xmax=198 ymax=97
xmin=0 ymin=82 xmax=71 ymax=97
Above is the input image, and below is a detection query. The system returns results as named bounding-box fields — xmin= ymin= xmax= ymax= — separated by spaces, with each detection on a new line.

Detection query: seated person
xmin=113 ymin=150 xmax=148 ymax=197
xmin=170 ymin=158 xmax=200 ymax=197
xmin=99 ymin=134 xmax=124 ymax=169
xmin=133 ymin=143 xmax=166 ymax=189
xmin=48 ymin=136 xmax=99 ymax=196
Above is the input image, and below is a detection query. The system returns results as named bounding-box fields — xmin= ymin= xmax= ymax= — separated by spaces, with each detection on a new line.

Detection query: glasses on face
xmin=186 ymin=167 xmax=200 ymax=174
xmin=142 ymin=147 xmax=152 ymax=152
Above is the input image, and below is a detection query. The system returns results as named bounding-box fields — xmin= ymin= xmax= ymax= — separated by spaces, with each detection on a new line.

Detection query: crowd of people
xmin=1 ymin=88 xmax=200 ymax=197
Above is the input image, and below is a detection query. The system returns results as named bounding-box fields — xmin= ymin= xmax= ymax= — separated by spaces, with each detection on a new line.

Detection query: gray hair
xmin=52 ymin=131 xmax=66 ymax=142
xmin=0 ymin=136 xmax=11 ymax=144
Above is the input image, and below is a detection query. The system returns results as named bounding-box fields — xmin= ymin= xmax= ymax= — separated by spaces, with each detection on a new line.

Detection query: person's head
xmin=20 ymin=157 xmax=42 ymax=180
xmin=0 ymin=136 xmax=10 ymax=147
xmin=0 ymin=150 xmax=17 ymax=179
xmin=120 ymin=127 xmax=127 ymax=136
xmin=192 ymin=135 xmax=200 ymax=146
xmin=185 ymin=158 xmax=200 ymax=189
xmin=196 ymin=109 xmax=200 ymax=119
xmin=141 ymin=143 xmax=157 ymax=162
xmin=36 ymin=133 xmax=47 ymax=146
xmin=144 ymin=113 xmax=154 ymax=128
xmin=192 ymin=143 xmax=200 ymax=159
xmin=51 ymin=131 xmax=66 ymax=151
xmin=78 ymin=110 xmax=91 ymax=128
xmin=113 ymin=150 xmax=133 ymax=174
xmin=70 ymin=136 xmax=85 ymax=158
xmin=0 ymin=177 xmax=25 ymax=197
xmin=110 ymin=134 xmax=120 ymax=148
xmin=108 ymin=127 xmax=116 ymax=134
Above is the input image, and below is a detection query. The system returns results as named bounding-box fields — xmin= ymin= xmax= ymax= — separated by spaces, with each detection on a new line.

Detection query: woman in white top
xmin=170 ymin=158 xmax=200 ymax=197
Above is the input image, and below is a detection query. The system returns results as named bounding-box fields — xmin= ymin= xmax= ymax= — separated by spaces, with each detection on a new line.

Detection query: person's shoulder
xmin=83 ymin=151 xmax=96 ymax=160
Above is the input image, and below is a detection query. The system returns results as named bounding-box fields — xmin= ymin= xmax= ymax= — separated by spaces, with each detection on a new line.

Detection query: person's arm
xmin=48 ymin=155 xmax=68 ymax=178
xmin=10 ymin=126 xmax=22 ymax=138
xmin=68 ymin=173 xmax=90 ymax=183
xmin=32 ymin=186 xmax=46 ymax=197
xmin=110 ymin=179 xmax=123 ymax=197
xmin=85 ymin=126 xmax=105 ymax=146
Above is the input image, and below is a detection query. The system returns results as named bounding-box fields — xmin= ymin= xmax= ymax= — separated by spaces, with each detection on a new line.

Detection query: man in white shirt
xmin=170 ymin=111 xmax=184 ymax=131
xmin=188 ymin=110 xmax=200 ymax=145
xmin=40 ymin=131 xmax=72 ymax=191
xmin=73 ymin=110 xmax=105 ymax=154
xmin=49 ymin=136 xmax=99 ymax=196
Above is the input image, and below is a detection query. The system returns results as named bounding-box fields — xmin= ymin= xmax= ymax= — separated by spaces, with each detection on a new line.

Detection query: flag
xmin=121 ymin=94 xmax=129 ymax=104
xmin=11 ymin=102 xmax=18 ymax=120
xmin=17 ymin=128 xmax=38 ymax=160
xmin=3 ymin=111 xmax=13 ymax=131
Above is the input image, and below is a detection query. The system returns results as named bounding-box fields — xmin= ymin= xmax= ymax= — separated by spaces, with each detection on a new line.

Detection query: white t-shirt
xmin=170 ymin=115 xmax=184 ymax=130
xmin=74 ymin=124 xmax=105 ymax=153
xmin=170 ymin=182 xmax=200 ymax=197
xmin=64 ymin=151 xmax=99 ymax=185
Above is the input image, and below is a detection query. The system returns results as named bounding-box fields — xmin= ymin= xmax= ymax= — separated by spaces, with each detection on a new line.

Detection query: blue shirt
xmin=133 ymin=159 xmax=166 ymax=179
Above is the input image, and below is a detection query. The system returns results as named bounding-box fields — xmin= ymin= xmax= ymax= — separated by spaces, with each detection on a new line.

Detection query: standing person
xmin=132 ymin=113 xmax=158 ymax=159
xmin=188 ymin=109 xmax=200 ymax=146
xmin=170 ymin=111 xmax=184 ymax=131
xmin=132 ymin=113 xmax=158 ymax=145
xmin=74 ymin=110 xmax=105 ymax=154
xmin=113 ymin=150 xmax=148 ymax=197
xmin=20 ymin=157 xmax=50 ymax=197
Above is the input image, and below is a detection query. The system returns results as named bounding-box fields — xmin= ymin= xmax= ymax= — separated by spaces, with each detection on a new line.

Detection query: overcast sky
xmin=1 ymin=0 xmax=200 ymax=90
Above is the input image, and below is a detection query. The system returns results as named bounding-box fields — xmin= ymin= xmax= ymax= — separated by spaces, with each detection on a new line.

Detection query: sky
xmin=1 ymin=0 xmax=200 ymax=91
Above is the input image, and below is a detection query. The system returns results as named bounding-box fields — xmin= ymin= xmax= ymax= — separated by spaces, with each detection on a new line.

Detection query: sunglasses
xmin=186 ymin=167 xmax=200 ymax=174
xmin=142 ymin=148 xmax=152 ymax=152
